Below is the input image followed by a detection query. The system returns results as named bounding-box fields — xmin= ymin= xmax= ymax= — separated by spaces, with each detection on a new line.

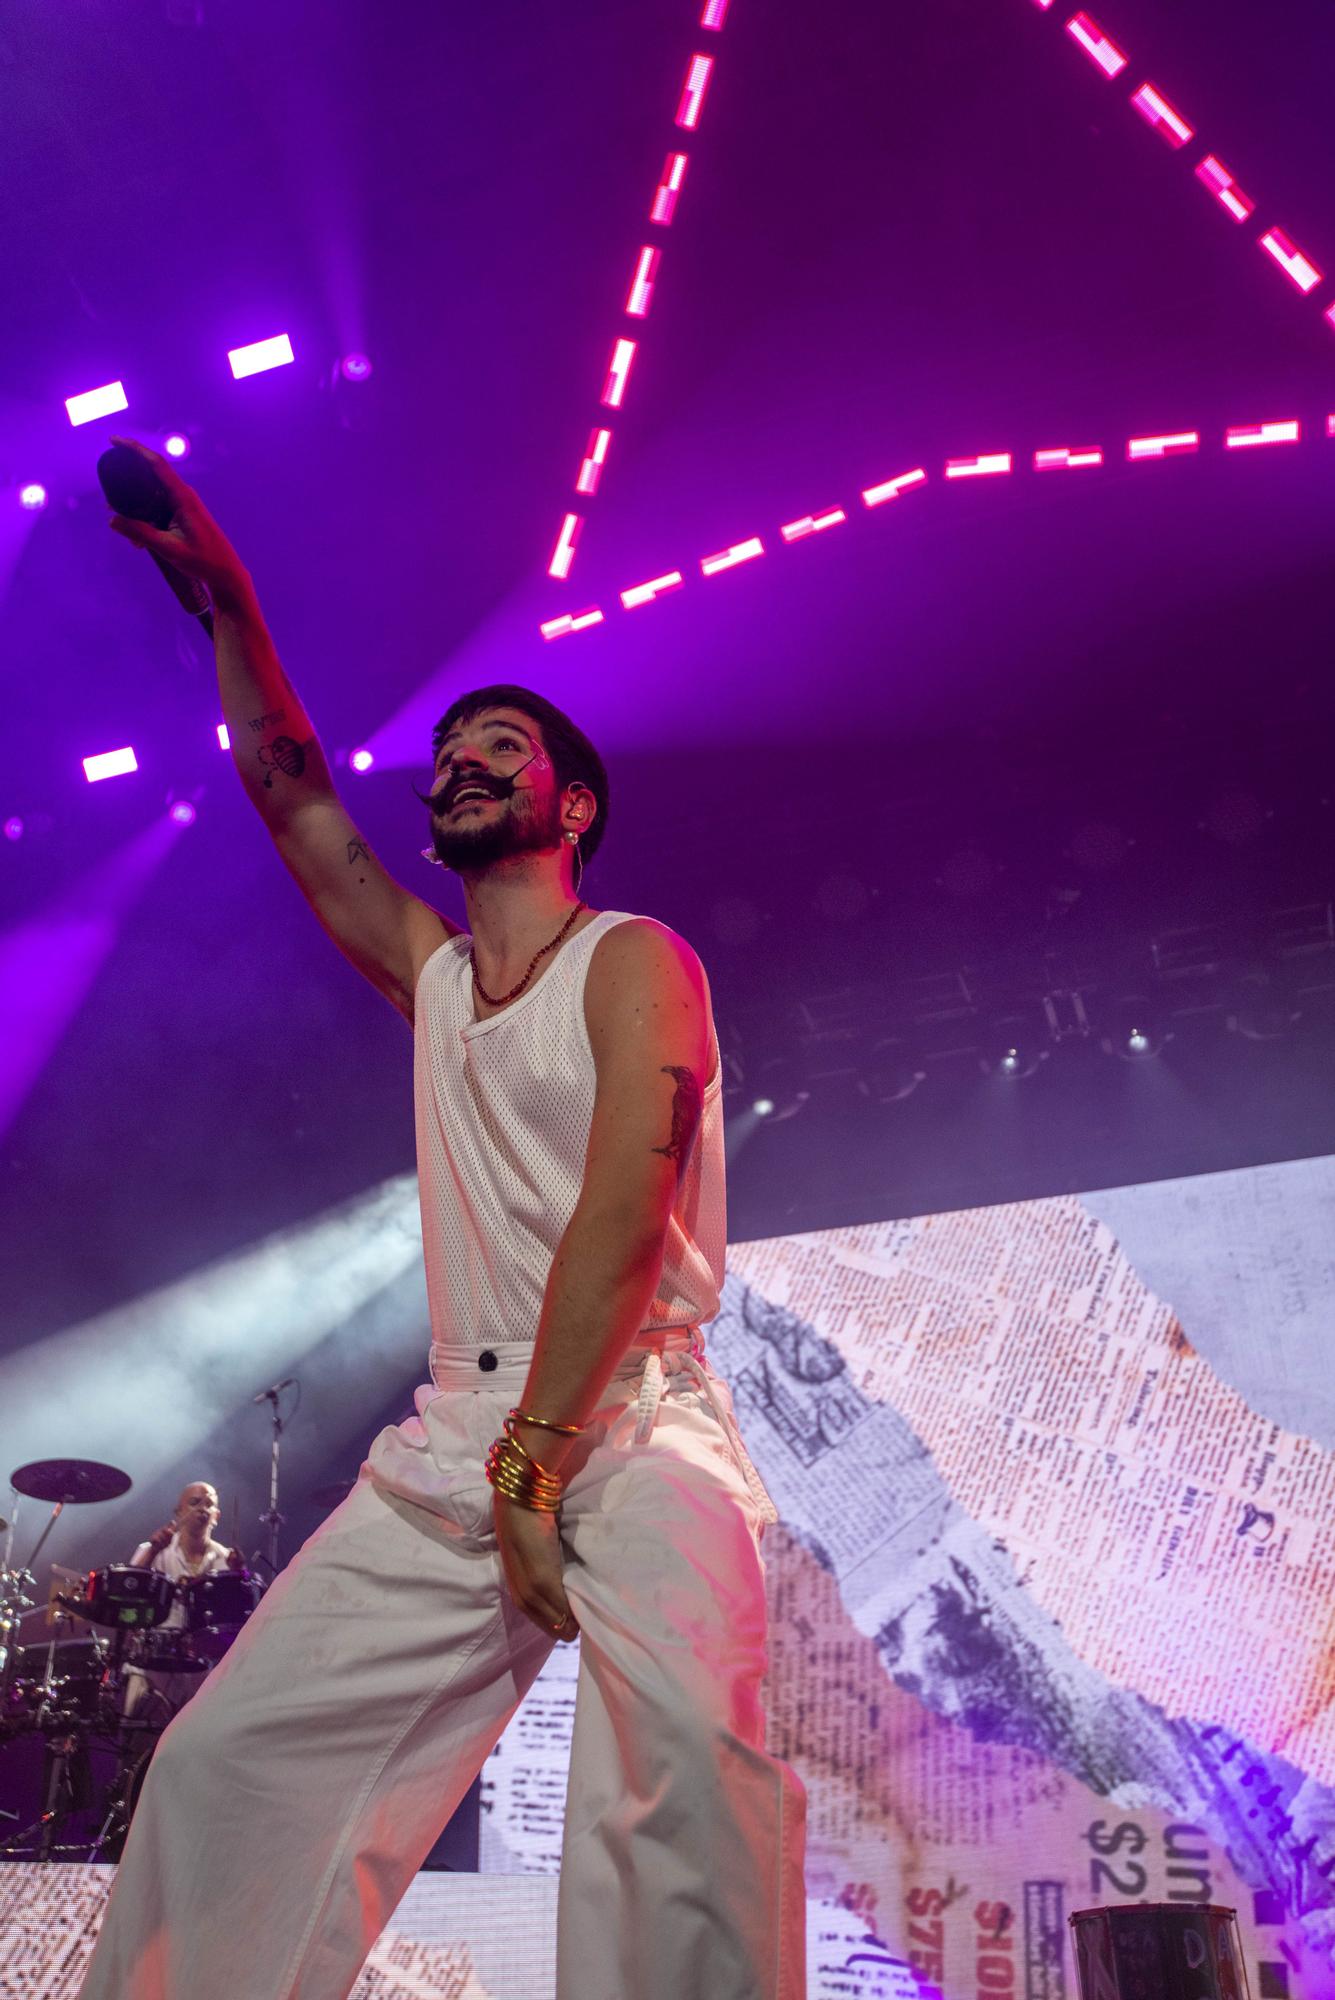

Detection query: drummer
xmin=123 ymin=1483 xmax=244 ymax=1718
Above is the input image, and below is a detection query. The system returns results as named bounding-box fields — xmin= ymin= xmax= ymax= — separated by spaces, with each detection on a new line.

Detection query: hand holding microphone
xmin=98 ymin=437 xmax=254 ymax=633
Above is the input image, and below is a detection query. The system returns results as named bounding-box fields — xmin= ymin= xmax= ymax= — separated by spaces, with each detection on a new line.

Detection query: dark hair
xmin=432 ymin=684 xmax=610 ymax=865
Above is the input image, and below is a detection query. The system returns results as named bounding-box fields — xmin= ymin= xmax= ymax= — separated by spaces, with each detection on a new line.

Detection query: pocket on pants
xmin=366 ymin=1384 xmax=499 ymax=1546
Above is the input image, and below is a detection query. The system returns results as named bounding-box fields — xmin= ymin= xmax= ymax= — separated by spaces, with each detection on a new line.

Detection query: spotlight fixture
xmin=751 ymin=1058 xmax=809 ymax=1123
xmin=168 ymin=800 xmax=198 ymax=827
xmin=339 ymin=353 xmax=373 ymax=383
xmin=163 ymin=434 xmax=191 ymax=459
xmin=1101 ymin=996 xmax=1167 ymax=1061
xmin=65 ymin=381 xmax=129 ymax=427
xmin=3 ymin=816 xmax=24 ymax=842
xmin=1226 ymin=965 xmax=1299 ymax=1042
xmin=349 ymin=748 xmax=375 ymax=773
xmin=83 ymin=747 xmax=139 ymax=784
xmin=858 ymin=1039 xmax=926 ymax=1105
xmin=18 ymin=482 xmax=49 ymax=511
xmin=228 ymin=334 xmax=295 ymax=380
xmin=981 ymin=1013 xmax=1048 ymax=1079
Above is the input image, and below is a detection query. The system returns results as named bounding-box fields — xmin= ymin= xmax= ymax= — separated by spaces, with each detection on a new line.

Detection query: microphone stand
xmin=256 ymin=1389 xmax=291 ymax=1578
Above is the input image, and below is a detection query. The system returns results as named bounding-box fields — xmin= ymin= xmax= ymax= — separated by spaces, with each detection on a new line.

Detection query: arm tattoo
xmin=247 ymin=709 xmax=286 ymax=734
xmin=257 ymin=735 xmax=315 ymax=788
xmin=347 ymin=836 xmax=370 ymax=882
xmin=651 ymin=1065 xmax=702 ymax=1177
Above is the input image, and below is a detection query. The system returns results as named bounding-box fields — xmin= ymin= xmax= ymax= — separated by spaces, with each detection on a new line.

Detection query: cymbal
xmin=10 ymin=1459 xmax=132 ymax=1505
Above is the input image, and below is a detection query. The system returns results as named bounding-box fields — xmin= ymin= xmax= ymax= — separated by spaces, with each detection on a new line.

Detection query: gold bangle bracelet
xmin=509 ymin=1407 xmax=584 ymax=1437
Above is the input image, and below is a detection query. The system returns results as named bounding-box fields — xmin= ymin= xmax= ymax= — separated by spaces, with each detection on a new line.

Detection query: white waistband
xmin=428 ymin=1329 xmax=701 ymax=1395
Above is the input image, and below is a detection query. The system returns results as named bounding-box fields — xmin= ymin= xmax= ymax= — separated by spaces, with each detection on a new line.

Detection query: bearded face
xmin=426 ymin=715 xmax=568 ymax=872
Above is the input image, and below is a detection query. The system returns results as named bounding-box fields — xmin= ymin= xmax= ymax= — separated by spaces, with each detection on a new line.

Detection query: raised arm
xmin=107 ymin=440 xmax=455 ymax=1021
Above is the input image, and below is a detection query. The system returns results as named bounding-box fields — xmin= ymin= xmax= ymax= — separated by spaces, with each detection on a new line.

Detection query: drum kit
xmin=0 ymin=1455 xmax=262 ymax=1862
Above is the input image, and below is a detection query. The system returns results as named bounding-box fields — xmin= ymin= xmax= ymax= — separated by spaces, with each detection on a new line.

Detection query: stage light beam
xmin=861 ymin=468 xmax=927 ymax=507
xmin=350 ymin=748 xmax=375 ymax=773
xmin=65 ymin=382 xmax=129 ymax=428
xmin=1126 ymin=430 xmax=1199 ymax=460
xmin=1259 ymin=229 xmax=1322 ymax=294
xmin=1034 ymin=447 xmax=1103 ymax=470
xmin=540 ymin=607 xmax=605 ymax=641
xmin=625 ymin=247 xmax=662 ymax=318
xmin=574 ymin=428 xmax=613 ymax=497
xmin=945 ymin=453 xmax=1013 ymax=479
xmin=780 ymin=509 xmax=847 ymax=541
xmin=227 ymin=334 xmax=295 ymax=379
xmin=620 ymin=570 xmax=684 ymax=611
xmin=1065 ymin=12 xmax=1128 ymax=78
xmin=600 ymin=338 xmax=637 ymax=409
xmin=83 ymin=747 xmax=139 ymax=784
xmin=700 ymin=537 xmax=764 ymax=576
xmin=18 ymin=484 xmax=49 ymax=511
xmin=1225 ymin=421 xmax=1300 ymax=450
xmin=1129 ymin=83 xmax=1193 ymax=148
xmin=548 ymin=512 xmax=583 ymax=580
xmin=675 ymin=54 xmax=714 ymax=130
xmin=1195 ymin=156 xmax=1255 ymax=223
xmin=650 ymin=154 xmax=689 ymax=226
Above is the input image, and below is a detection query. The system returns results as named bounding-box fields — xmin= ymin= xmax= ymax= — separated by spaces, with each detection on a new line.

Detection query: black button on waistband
xmin=477 ymin=1350 xmax=498 ymax=1372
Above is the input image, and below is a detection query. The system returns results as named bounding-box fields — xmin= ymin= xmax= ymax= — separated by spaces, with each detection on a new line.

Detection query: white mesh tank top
xmin=413 ymin=910 xmax=725 ymax=1352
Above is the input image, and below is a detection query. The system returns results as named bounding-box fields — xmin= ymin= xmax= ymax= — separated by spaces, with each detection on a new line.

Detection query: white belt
xmin=633 ymin=1343 xmax=778 ymax=1525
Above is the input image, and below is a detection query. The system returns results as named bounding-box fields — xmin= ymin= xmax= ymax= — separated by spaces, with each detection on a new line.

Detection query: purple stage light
xmin=3 ymin=817 xmax=23 ymax=842
xmin=675 ymin=54 xmax=714 ymax=131
xmin=65 ymin=381 xmax=129 ymax=428
xmin=700 ymin=536 xmax=764 ymax=576
xmin=164 ymin=434 xmax=191 ymax=459
xmin=861 ymin=467 xmax=926 ymax=507
xmin=228 ymin=334 xmax=295 ymax=379
xmin=600 ymin=338 xmax=637 ymax=410
xmin=216 ymin=722 xmax=231 ymax=750
xmin=18 ymin=483 xmax=48 ymax=511
xmin=83 ymin=747 xmax=139 ymax=784
xmin=340 ymin=352 xmax=373 ymax=382
xmin=625 ymin=246 xmax=662 ymax=319
xmin=945 ymin=452 xmax=1013 ymax=478
xmin=350 ymin=748 xmax=375 ymax=773
xmin=1130 ymin=82 xmax=1193 ymax=148
xmin=575 ymin=428 xmax=613 ymax=496
xmin=1034 ymin=446 xmax=1104 ymax=469
xmin=1225 ymin=420 xmax=1300 ymax=450
xmin=780 ymin=508 xmax=847 ymax=541
xmin=169 ymin=800 xmax=197 ymax=827
xmin=1127 ymin=430 xmax=1199 ymax=460
xmin=621 ymin=570 xmax=684 ymax=611
xmin=540 ymin=607 xmax=604 ymax=641
xmin=650 ymin=154 xmax=689 ymax=226
xmin=700 ymin=0 xmax=729 ymax=26
xmin=1259 ymin=228 xmax=1322 ymax=294
xmin=548 ymin=513 xmax=583 ymax=580
xmin=1326 ymin=308 xmax=1335 ymax=336
xmin=1195 ymin=156 xmax=1254 ymax=223
xmin=1065 ymin=12 xmax=1127 ymax=77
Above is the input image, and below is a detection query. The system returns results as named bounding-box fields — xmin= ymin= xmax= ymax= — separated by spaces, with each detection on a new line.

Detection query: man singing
xmin=80 ymin=440 xmax=806 ymax=2000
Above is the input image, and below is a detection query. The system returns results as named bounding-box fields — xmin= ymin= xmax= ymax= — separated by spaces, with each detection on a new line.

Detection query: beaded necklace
xmin=470 ymin=902 xmax=587 ymax=1008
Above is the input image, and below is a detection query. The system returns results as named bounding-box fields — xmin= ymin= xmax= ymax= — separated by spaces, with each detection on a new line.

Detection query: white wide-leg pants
xmin=78 ymin=1337 xmax=807 ymax=2000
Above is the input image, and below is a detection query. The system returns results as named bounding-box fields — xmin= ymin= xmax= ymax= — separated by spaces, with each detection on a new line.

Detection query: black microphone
xmin=252 ymin=1377 xmax=297 ymax=1404
xmin=97 ymin=442 xmax=214 ymax=638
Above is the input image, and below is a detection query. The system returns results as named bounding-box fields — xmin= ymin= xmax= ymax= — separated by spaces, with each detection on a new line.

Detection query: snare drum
xmin=81 ymin=1565 xmax=175 ymax=1631
xmin=180 ymin=1569 xmax=260 ymax=1661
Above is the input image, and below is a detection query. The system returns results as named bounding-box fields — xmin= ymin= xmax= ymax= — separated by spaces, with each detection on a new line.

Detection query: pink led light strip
xmin=542 ymin=6 xmax=735 ymax=581
xmin=1030 ymin=7 xmax=1329 ymax=319
xmin=539 ymin=415 xmax=1329 ymax=636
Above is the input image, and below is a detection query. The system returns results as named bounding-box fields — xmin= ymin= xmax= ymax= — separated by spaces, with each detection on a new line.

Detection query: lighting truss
xmin=536 ymin=0 xmax=1335 ymax=631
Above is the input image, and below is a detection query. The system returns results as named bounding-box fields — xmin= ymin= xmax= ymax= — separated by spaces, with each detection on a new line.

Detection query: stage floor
xmin=0 ymin=1864 xmax=916 ymax=1998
